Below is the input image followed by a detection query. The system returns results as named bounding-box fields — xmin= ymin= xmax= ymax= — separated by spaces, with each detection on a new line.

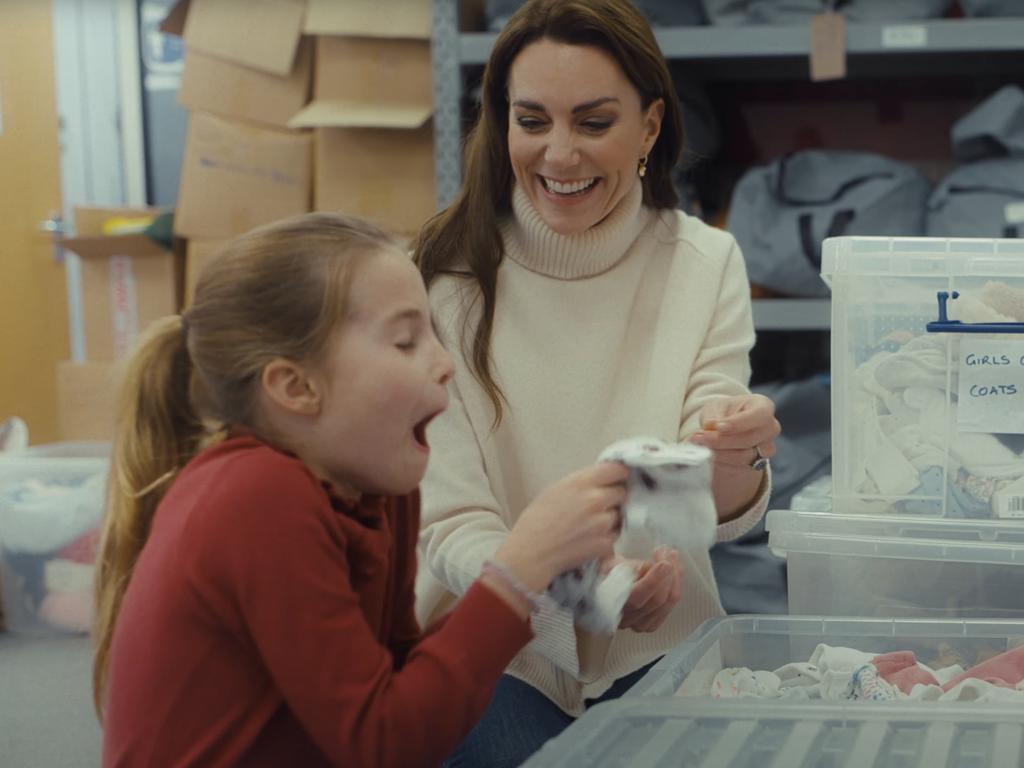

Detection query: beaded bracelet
xmin=481 ymin=559 xmax=557 ymax=614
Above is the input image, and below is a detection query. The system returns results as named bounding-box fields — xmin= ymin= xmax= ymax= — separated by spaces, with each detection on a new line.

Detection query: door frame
xmin=52 ymin=0 xmax=147 ymax=360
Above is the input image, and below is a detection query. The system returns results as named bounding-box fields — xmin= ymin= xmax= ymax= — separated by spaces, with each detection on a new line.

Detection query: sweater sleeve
xmin=419 ymin=277 xmax=583 ymax=675
xmin=676 ymin=234 xmax=769 ymax=542
xmin=418 ymin=368 xmax=583 ymax=676
xmin=190 ymin=469 xmax=531 ymax=768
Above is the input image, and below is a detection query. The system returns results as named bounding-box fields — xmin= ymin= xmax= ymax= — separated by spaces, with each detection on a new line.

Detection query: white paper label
xmin=1006 ymin=201 xmax=1024 ymax=225
xmin=109 ymin=255 xmax=139 ymax=358
xmin=957 ymin=338 xmax=1024 ymax=434
xmin=882 ymin=25 xmax=927 ymax=49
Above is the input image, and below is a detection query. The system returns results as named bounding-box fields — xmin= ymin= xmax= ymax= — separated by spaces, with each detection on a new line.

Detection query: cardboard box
xmin=174 ymin=112 xmax=312 ymax=239
xmin=178 ymin=37 xmax=312 ymax=130
xmin=184 ymin=239 xmax=230 ymax=306
xmin=314 ymin=124 xmax=436 ymax=236
xmin=290 ymin=36 xmax=432 ymax=130
xmin=290 ymin=35 xmax=436 ymax=235
xmin=180 ymin=0 xmax=306 ymax=77
xmin=56 ymin=361 xmax=121 ymax=441
xmin=304 ymin=0 xmax=430 ymax=38
xmin=61 ymin=208 xmax=182 ymax=360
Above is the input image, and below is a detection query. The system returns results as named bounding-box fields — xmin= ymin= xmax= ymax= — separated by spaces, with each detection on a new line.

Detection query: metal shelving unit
xmin=430 ymin=1 xmax=1024 ymax=331
xmin=459 ymin=17 xmax=1024 ymax=64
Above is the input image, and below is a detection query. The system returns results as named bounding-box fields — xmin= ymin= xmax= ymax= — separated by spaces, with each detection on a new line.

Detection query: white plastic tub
xmin=767 ymin=508 xmax=1024 ymax=620
xmin=0 ymin=442 xmax=109 ymax=635
xmin=822 ymin=235 xmax=1024 ymax=518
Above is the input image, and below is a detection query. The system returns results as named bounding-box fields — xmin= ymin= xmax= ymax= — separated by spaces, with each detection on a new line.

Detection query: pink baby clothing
xmin=943 ymin=646 xmax=1024 ymax=691
xmin=871 ymin=651 xmax=939 ymax=694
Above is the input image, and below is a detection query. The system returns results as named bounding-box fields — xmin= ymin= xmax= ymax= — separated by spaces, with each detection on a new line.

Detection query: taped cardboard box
xmin=313 ymin=125 xmax=435 ymax=236
xmin=291 ymin=36 xmax=432 ymax=126
xmin=184 ymin=238 xmax=230 ymax=306
xmin=304 ymin=0 xmax=430 ymax=38
xmin=175 ymin=111 xmax=312 ymax=239
xmin=61 ymin=208 xmax=182 ymax=361
xmin=291 ymin=36 xmax=436 ymax=235
xmin=56 ymin=361 xmax=121 ymax=442
xmin=178 ymin=37 xmax=312 ymax=130
xmin=178 ymin=0 xmax=306 ymax=77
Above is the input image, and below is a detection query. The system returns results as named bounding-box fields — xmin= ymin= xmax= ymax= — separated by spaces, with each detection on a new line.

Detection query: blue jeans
xmin=442 ymin=658 xmax=659 ymax=768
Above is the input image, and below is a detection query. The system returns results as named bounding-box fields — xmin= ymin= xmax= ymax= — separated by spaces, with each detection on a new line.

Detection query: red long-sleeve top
xmin=102 ymin=435 xmax=531 ymax=767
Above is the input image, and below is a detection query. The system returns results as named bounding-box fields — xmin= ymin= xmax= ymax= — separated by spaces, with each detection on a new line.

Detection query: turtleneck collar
xmin=501 ymin=179 xmax=649 ymax=280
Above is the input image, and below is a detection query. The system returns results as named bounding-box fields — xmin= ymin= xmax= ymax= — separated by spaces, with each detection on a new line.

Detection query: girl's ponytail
xmin=93 ymin=314 xmax=206 ymax=715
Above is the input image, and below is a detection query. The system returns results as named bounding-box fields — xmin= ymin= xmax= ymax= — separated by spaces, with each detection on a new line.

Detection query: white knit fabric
xmin=415 ymin=181 xmax=770 ymax=715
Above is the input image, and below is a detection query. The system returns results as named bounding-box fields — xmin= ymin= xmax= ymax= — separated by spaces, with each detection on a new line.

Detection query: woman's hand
xmin=688 ymin=394 xmax=780 ymax=520
xmin=617 ymin=547 xmax=683 ymax=633
xmin=494 ymin=462 xmax=628 ymax=595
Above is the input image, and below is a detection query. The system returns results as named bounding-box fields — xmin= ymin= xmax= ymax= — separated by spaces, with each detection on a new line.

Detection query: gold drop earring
xmin=637 ymin=155 xmax=648 ymax=178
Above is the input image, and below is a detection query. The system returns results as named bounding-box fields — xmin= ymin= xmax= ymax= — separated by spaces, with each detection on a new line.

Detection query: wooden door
xmin=0 ymin=2 xmax=67 ymax=443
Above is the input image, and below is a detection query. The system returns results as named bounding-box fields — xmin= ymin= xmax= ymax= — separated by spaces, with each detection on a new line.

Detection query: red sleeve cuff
xmin=435 ymin=581 xmax=533 ymax=678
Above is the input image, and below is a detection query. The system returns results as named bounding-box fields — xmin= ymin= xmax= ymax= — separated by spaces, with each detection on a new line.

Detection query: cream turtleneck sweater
xmin=415 ymin=181 xmax=769 ymax=715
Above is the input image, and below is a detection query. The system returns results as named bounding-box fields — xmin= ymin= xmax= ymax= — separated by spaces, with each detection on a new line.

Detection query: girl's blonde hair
xmin=93 ymin=212 xmax=401 ymax=715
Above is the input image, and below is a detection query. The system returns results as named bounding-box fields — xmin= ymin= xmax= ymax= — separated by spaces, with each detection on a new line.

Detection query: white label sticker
xmin=958 ymin=338 xmax=1024 ymax=434
xmin=881 ymin=25 xmax=927 ymax=49
xmin=109 ymin=255 xmax=139 ymax=358
xmin=1006 ymin=201 xmax=1024 ymax=225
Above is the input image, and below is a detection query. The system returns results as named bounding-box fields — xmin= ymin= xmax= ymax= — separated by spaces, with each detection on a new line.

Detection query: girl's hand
xmin=494 ymin=462 xmax=628 ymax=593
xmin=617 ymin=548 xmax=683 ymax=633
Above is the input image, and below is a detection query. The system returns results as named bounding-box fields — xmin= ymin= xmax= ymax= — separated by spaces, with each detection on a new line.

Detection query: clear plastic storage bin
xmin=524 ymin=697 xmax=1024 ymax=768
xmin=790 ymin=474 xmax=833 ymax=512
xmin=767 ymin=508 xmax=1024 ymax=620
xmin=822 ymin=236 xmax=1024 ymax=518
xmin=0 ymin=442 xmax=109 ymax=635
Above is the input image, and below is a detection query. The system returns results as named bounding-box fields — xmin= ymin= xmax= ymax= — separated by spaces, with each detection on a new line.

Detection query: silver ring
xmin=749 ymin=444 xmax=769 ymax=471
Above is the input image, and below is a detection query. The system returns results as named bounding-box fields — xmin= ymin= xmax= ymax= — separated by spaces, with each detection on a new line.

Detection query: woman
xmin=413 ymin=1 xmax=780 ymax=764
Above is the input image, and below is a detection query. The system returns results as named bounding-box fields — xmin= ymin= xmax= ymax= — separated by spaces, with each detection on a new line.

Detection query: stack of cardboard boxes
xmin=56 ymin=207 xmax=182 ymax=441
xmin=167 ymin=0 xmax=437 ymax=301
xmin=54 ymin=0 xmax=439 ymax=441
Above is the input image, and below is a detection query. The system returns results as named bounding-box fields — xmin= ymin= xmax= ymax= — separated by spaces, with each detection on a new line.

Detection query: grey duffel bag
xmin=926 ymin=159 xmax=1024 ymax=238
xmin=704 ymin=0 xmax=952 ymax=25
xmin=952 ymin=85 xmax=1024 ymax=162
xmin=727 ymin=150 xmax=931 ymax=297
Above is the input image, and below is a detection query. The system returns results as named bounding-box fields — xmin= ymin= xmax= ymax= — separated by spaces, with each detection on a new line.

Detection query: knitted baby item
xmin=546 ymin=437 xmax=715 ymax=634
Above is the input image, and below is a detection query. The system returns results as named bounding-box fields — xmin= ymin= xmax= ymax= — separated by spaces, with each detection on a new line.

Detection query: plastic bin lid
xmin=820 ymin=236 xmax=1024 ymax=283
xmin=766 ymin=509 xmax=1024 ymax=566
xmin=523 ymin=697 xmax=1024 ymax=768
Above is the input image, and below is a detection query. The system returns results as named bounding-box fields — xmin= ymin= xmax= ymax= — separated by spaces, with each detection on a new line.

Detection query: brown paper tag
xmin=809 ymin=12 xmax=846 ymax=82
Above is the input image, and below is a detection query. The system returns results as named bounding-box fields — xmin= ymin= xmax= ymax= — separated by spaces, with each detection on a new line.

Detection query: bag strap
xmin=799 ymin=209 xmax=855 ymax=269
xmin=775 ymin=152 xmax=895 ymax=206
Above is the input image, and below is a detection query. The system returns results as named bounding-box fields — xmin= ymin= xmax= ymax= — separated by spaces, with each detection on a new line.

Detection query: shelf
xmin=752 ymin=298 xmax=830 ymax=331
xmin=459 ymin=18 xmax=1024 ymax=66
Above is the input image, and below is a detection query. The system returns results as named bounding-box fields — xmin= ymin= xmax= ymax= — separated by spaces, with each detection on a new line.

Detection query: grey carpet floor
xmin=0 ymin=632 xmax=101 ymax=767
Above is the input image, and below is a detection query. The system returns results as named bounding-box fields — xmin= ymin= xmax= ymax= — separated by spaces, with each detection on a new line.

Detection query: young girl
xmin=93 ymin=213 xmax=627 ymax=767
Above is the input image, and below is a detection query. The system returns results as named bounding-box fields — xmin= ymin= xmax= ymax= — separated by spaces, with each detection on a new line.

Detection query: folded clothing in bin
xmin=0 ymin=456 xmax=108 ymax=634
xmin=705 ymin=642 xmax=1024 ymax=703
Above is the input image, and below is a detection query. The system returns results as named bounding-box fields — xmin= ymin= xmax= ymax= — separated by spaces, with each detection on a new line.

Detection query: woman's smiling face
xmin=506 ymin=38 xmax=663 ymax=236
